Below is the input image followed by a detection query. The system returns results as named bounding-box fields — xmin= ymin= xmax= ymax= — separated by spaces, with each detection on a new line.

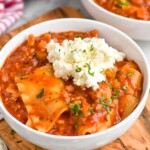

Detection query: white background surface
xmin=5 ymin=0 xmax=150 ymax=67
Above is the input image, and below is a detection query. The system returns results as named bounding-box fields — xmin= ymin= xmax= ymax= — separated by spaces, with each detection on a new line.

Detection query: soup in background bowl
xmin=94 ymin=0 xmax=150 ymax=21
xmin=0 ymin=19 xmax=149 ymax=150
xmin=81 ymin=0 xmax=150 ymax=41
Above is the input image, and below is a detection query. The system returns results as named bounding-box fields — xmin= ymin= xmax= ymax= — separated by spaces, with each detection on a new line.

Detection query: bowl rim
xmin=0 ymin=18 xmax=150 ymax=140
xmin=84 ymin=0 xmax=150 ymax=24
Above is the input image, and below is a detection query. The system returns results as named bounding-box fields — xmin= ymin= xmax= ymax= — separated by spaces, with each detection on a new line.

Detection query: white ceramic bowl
xmin=0 ymin=19 xmax=149 ymax=150
xmin=81 ymin=0 xmax=150 ymax=41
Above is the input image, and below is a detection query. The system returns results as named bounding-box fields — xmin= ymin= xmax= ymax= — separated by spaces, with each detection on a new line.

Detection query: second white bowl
xmin=81 ymin=0 xmax=150 ymax=41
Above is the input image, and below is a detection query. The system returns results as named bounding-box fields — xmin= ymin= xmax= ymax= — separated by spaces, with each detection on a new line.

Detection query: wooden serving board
xmin=0 ymin=6 xmax=149 ymax=150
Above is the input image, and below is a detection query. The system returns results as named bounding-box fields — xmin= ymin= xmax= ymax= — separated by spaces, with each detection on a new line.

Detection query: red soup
xmin=0 ymin=30 xmax=143 ymax=136
xmin=94 ymin=0 xmax=150 ymax=20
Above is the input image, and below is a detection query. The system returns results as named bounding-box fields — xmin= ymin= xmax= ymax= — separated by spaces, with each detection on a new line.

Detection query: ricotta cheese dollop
xmin=46 ymin=37 xmax=125 ymax=90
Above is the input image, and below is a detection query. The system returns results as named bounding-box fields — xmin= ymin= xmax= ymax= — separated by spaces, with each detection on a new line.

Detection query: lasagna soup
xmin=94 ymin=0 xmax=150 ymax=20
xmin=0 ymin=30 xmax=143 ymax=136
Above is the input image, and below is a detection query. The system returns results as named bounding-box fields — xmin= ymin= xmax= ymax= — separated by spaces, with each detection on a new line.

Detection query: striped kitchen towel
xmin=0 ymin=0 xmax=24 ymax=34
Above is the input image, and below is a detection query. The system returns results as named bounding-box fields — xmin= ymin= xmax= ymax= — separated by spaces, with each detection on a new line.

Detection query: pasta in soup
xmin=94 ymin=0 xmax=150 ymax=20
xmin=0 ymin=30 xmax=143 ymax=136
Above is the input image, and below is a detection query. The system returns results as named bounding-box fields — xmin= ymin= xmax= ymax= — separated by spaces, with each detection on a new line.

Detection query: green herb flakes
xmin=126 ymin=72 xmax=134 ymax=77
xmin=36 ymin=88 xmax=45 ymax=98
xmin=99 ymin=95 xmax=106 ymax=103
xmin=83 ymin=49 xmax=86 ymax=53
xmin=84 ymin=63 xmax=95 ymax=76
xmin=90 ymin=44 xmax=94 ymax=51
xmin=103 ymin=104 xmax=111 ymax=114
xmin=110 ymin=95 xmax=117 ymax=101
xmin=118 ymin=0 xmax=130 ymax=7
xmin=108 ymin=83 xmax=112 ymax=89
xmin=74 ymin=121 xmax=79 ymax=129
xmin=99 ymin=97 xmax=111 ymax=114
xmin=112 ymin=76 xmax=116 ymax=79
xmin=122 ymin=85 xmax=127 ymax=91
xmin=76 ymin=66 xmax=82 ymax=72
xmin=114 ymin=89 xmax=120 ymax=97
xmin=79 ymin=111 xmax=85 ymax=118
xmin=70 ymin=102 xmax=81 ymax=116
xmin=100 ymin=68 xmax=104 ymax=73
xmin=71 ymin=49 xmax=76 ymax=53
xmin=76 ymin=35 xmax=83 ymax=39
xmin=88 ymin=107 xmax=94 ymax=114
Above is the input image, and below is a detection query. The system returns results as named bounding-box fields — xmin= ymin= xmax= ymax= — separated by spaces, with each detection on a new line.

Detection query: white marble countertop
xmin=6 ymin=0 xmax=150 ymax=67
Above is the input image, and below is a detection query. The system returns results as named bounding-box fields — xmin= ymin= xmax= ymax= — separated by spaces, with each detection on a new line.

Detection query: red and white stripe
xmin=0 ymin=0 xmax=24 ymax=34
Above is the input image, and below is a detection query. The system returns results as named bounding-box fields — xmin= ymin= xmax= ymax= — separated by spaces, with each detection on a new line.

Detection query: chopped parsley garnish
xmin=126 ymin=72 xmax=134 ymax=77
xmin=74 ymin=121 xmax=79 ymax=129
xmin=114 ymin=89 xmax=120 ymax=97
xmin=71 ymin=49 xmax=76 ymax=53
xmin=36 ymin=88 xmax=45 ymax=98
xmin=88 ymin=107 xmax=94 ymax=114
xmin=76 ymin=66 xmax=82 ymax=72
xmin=79 ymin=111 xmax=85 ymax=118
xmin=110 ymin=95 xmax=117 ymax=101
xmin=70 ymin=102 xmax=81 ymax=116
xmin=108 ymin=83 xmax=112 ymax=89
xmin=102 ymin=104 xmax=111 ymax=114
xmin=118 ymin=0 xmax=130 ymax=8
xmin=70 ymin=102 xmax=85 ymax=119
xmin=112 ymin=76 xmax=116 ymax=79
xmin=122 ymin=85 xmax=127 ymax=91
xmin=99 ymin=95 xmax=106 ymax=102
xmin=100 ymin=68 xmax=104 ymax=73
xmin=76 ymin=35 xmax=83 ymax=39
xmin=110 ymin=89 xmax=120 ymax=102
xmin=90 ymin=44 xmax=94 ymax=51
xmin=110 ymin=89 xmax=120 ymax=101
xmin=84 ymin=63 xmax=95 ymax=76
xmin=83 ymin=49 xmax=86 ymax=53
xmin=99 ymin=96 xmax=111 ymax=114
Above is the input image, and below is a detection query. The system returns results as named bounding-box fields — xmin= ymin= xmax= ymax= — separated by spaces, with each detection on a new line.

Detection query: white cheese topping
xmin=46 ymin=37 xmax=125 ymax=90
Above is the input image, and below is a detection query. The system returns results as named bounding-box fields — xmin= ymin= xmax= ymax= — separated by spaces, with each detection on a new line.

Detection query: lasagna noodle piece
xmin=78 ymin=99 xmax=120 ymax=135
xmin=15 ymin=64 xmax=68 ymax=132
xmin=78 ymin=122 xmax=108 ymax=135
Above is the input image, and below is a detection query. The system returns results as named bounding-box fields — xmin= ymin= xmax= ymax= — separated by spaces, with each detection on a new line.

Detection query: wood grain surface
xmin=0 ymin=6 xmax=149 ymax=150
